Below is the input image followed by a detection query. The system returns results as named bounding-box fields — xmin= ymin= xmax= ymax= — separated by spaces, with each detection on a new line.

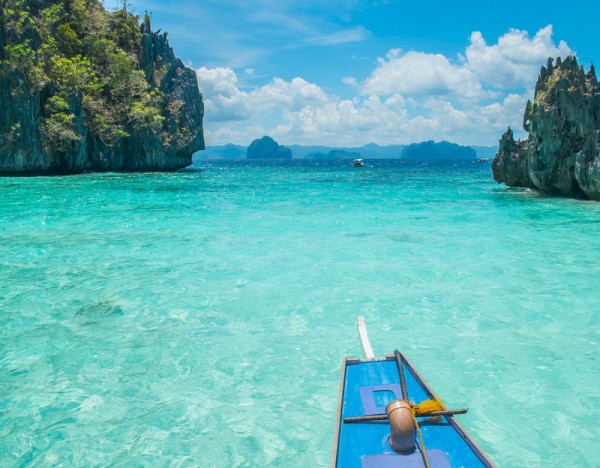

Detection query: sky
xmin=106 ymin=0 xmax=598 ymax=147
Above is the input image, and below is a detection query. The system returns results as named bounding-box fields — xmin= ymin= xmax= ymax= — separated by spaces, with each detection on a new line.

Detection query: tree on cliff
xmin=0 ymin=0 xmax=204 ymax=173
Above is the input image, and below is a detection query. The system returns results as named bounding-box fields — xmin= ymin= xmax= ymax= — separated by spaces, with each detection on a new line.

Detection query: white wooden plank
xmin=357 ymin=316 xmax=375 ymax=359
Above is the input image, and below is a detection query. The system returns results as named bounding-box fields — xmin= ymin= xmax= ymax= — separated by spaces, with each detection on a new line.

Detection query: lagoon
xmin=1 ymin=160 xmax=599 ymax=466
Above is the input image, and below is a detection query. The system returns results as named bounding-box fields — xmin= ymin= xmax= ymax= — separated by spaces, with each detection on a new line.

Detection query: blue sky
xmin=107 ymin=0 xmax=598 ymax=147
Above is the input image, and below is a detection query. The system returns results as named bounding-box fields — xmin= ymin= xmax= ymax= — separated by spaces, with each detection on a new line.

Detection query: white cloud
xmin=303 ymin=26 xmax=371 ymax=46
xmin=195 ymin=25 xmax=571 ymax=147
xmin=465 ymin=25 xmax=572 ymax=88
xmin=362 ymin=50 xmax=485 ymax=99
xmin=361 ymin=26 xmax=572 ymax=100
xmin=256 ymin=77 xmax=329 ymax=110
xmin=196 ymin=67 xmax=252 ymax=121
xmin=197 ymin=68 xmax=329 ymax=123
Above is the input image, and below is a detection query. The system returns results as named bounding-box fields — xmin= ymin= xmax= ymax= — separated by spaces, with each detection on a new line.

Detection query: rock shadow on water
xmin=493 ymin=187 xmax=600 ymax=207
xmin=75 ymin=302 xmax=124 ymax=323
xmin=492 ymin=187 xmax=548 ymax=199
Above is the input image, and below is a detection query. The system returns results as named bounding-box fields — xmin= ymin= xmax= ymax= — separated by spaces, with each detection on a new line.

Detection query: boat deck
xmin=333 ymin=355 xmax=493 ymax=467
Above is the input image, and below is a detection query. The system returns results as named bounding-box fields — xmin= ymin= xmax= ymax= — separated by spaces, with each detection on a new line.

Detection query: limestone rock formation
xmin=247 ymin=136 xmax=292 ymax=159
xmin=0 ymin=0 xmax=204 ymax=174
xmin=492 ymin=56 xmax=600 ymax=199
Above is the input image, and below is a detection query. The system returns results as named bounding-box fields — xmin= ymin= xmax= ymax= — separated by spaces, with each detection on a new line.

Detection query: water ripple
xmin=1 ymin=161 xmax=599 ymax=466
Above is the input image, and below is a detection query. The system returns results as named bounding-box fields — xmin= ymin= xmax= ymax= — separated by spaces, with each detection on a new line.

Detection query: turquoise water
xmin=1 ymin=159 xmax=599 ymax=467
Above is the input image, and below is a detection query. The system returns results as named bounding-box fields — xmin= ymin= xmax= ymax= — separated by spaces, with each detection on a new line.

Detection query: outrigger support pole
xmin=395 ymin=349 xmax=409 ymax=400
xmin=343 ymin=408 xmax=469 ymax=424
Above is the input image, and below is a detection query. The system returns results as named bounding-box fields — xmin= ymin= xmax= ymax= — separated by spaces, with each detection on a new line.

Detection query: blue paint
xmin=362 ymin=450 xmax=452 ymax=467
xmin=359 ymin=384 xmax=403 ymax=416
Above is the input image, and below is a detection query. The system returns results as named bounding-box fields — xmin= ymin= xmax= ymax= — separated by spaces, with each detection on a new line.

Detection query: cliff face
xmin=0 ymin=0 xmax=204 ymax=174
xmin=492 ymin=56 xmax=600 ymax=199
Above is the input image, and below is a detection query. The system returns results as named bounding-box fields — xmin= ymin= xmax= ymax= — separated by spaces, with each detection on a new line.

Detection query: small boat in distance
xmin=353 ymin=158 xmax=364 ymax=167
xmin=332 ymin=318 xmax=494 ymax=467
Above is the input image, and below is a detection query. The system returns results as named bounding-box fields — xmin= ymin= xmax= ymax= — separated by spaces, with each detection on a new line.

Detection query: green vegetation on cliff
xmin=0 ymin=0 xmax=204 ymax=173
xmin=3 ymin=1 xmax=161 ymax=148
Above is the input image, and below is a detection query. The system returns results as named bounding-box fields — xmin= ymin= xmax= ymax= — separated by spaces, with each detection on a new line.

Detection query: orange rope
xmin=409 ymin=399 xmax=446 ymax=468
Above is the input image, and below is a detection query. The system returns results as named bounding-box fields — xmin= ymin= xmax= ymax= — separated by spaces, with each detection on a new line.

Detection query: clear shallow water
xmin=1 ymin=159 xmax=599 ymax=467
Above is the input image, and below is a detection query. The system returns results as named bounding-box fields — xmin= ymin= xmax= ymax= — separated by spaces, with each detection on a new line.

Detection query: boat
xmin=353 ymin=158 xmax=364 ymax=167
xmin=332 ymin=318 xmax=494 ymax=467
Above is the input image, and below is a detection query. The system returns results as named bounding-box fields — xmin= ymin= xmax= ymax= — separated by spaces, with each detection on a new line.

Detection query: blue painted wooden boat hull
xmin=332 ymin=353 xmax=494 ymax=467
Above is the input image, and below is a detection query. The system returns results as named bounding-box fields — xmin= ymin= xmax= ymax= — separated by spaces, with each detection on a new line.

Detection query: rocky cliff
xmin=0 ymin=0 xmax=204 ymax=174
xmin=492 ymin=56 xmax=600 ymax=199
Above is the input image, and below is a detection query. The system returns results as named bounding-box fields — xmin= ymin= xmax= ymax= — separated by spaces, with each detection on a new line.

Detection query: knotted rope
xmin=409 ymin=398 xmax=446 ymax=468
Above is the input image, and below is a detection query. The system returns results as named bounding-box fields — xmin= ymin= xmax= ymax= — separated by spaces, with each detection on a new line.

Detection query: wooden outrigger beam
xmin=343 ymin=408 xmax=469 ymax=424
xmin=357 ymin=316 xmax=375 ymax=359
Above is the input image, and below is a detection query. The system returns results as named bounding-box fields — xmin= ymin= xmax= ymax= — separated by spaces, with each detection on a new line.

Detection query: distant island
xmin=0 ymin=0 xmax=204 ymax=174
xmin=291 ymin=143 xmax=406 ymax=159
xmin=197 ymin=140 xmax=490 ymax=160
xmin=401 ymin=140 xmax=476 ymax=160
xmin=306 ymin=149 xmax=361 ymax=160
xmin=247 ymin=136 xmax=292 ymax=159
xmin=493 ymin=56 xmax=600 ymax=200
